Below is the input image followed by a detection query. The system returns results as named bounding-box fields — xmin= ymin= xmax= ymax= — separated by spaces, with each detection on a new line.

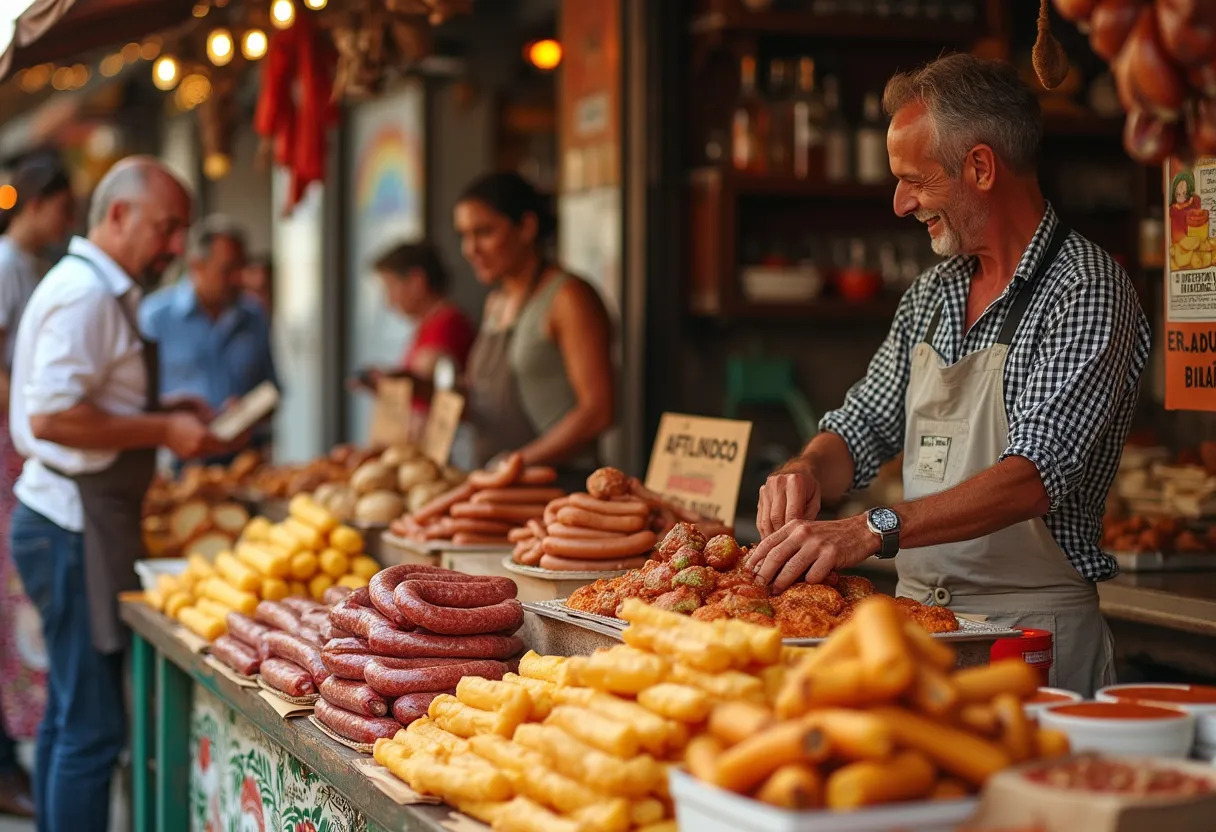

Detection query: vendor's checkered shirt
xmin=821 ymin=204 xmax=1151 ymax=581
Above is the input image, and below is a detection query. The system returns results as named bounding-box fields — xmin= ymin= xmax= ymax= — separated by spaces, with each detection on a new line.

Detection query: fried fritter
xmin=772 ymin=582 xmax=847 ymax=617
xmin=652 ymin=584 xmax=702 ymax=614
xmin=567 ymin=579 xmax=611 ymax=612
xmin=894 ymin=596 xmax=959 ymax=633
xmin=673 ymin=565 xmax=718 ymax=595
xmin=716 ymin=567 xmax=763 ymax=593
xmin=773 ymin=606 xmax=838 ymax=638
xmin=638 ymin=560 xmax=677 ymax=598
xmin=656 ymin=523 xmax=707 ymax=560
xmin=834 ymin=574 xmax=875 ymax=603
xmin=706 ymin=584 xmax=767 ymax=606
xmin=690 ymin=603 xmax=730 ymax=623
xmin=587 ymin=467 xmax=631 ymax=500
xmin=703 ymin=535 xmax=743 ymax=570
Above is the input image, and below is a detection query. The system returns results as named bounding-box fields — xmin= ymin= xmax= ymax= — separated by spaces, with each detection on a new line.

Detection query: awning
xmin=0 ymin=0 xmax=194 ymax=81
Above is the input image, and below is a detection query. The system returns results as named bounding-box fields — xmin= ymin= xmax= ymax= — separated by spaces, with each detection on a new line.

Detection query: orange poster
xmin=1165 ymin=157 xmax=1216 ymax=411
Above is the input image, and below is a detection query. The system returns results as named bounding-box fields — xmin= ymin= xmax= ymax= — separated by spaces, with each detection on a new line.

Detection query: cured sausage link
xmin=260 ymin=657 xmax=315 ymax=697
xmin=319 ymin=676 xmax=389 ymax=717
xmin=367 ymin=628 xmax=523 ymax=660
xmin=314 ymin=698 xmax=401 ymax=744
xmin=364 ymin=658 xmax=508 ymax=698
xmin=392 ymin=691 xmax=453 ymax=726
xmin=393 ymin=582 xmax=524 ymax=636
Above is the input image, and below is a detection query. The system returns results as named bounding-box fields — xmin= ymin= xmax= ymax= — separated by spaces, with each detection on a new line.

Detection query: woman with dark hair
xmin=454 ymin=172 xmax=614 ymax=488
xmin=0 ymin=154 xmax=73 ymax=818
xmin=357 ymin=241 xmax=476 ymax=431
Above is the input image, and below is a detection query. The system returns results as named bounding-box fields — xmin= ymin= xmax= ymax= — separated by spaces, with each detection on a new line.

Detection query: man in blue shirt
xmin=141 ymin=216 xmax=277 ymax=463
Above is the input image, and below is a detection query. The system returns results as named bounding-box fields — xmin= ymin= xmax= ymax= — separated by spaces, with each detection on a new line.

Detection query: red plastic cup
xmin=989 ymin=627 xmax=1053 ymax=686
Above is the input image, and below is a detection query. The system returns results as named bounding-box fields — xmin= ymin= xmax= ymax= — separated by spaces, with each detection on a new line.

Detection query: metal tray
xmin=1112 ymin=549 xmax=1216 ymax=572
xmin=501 ymin=557 xmax=629 ymax=582
xmin=525 ymin=598 xmax=1021 ymax=645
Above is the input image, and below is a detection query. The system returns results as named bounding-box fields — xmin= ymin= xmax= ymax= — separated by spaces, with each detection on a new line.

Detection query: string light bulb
xmin=175 ymin=74 xmax=211 ymax=110
xmin=152 ymin=55 xmax=180 ymax=90
xmin=241 ymin=29 xmax=268 ymax=60
xmin=526 ymin=39 xmax=562 ymax=71
xmin=204 ymin=153 xmax=232 ymax=180
xmin=0 ymin=186 xmax=16 ymax=211
xmin=121 ymin=43 xmax=141 ymax=63
xmin=304 ymin=0 xmax=326 ymax=8
xmin=99 ymin=53 xmax=125 ymax=77
xmin=206 ymin=28 xmax=234 ymax=66
xmin=270 ymin=0 xmax=295 ymax=29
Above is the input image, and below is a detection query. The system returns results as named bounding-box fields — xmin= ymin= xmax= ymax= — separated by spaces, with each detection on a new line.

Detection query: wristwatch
xmin=865 ymin=507 xmax=901 ymax=559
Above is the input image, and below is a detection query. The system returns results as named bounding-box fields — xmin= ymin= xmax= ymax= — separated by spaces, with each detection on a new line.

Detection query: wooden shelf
xmin=690 ymin=9 xmax=983 ymax=43
xmin=696 ymin=295 xmax=902 ymax=322
xmin=690 ymin=167 xmax=894 ymax=200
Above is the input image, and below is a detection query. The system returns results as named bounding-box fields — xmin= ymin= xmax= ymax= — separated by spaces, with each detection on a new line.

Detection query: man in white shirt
xmin=8 ymin=157 xmax=230 ymax=832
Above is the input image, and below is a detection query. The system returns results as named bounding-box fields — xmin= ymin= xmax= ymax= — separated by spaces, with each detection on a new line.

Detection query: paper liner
xmin=347 ymin=758 xmax=441 ymax=805
xmin=204 ymin=655 xmax=259 ymax=688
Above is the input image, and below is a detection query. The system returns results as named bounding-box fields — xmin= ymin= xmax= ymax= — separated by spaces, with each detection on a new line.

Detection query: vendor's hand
xmin=161 ymin=394 xmax=214 ymax=421
xmin=757 ymin=466 xmax=822 ymax=537
xmin=163 ymin=412 xmax=222 ymax=460
xmin=745 ymin=515 xmax=876 ymax=593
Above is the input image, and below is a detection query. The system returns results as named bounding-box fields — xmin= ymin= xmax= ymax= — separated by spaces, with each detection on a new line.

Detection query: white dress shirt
xmin=11 ymin=237 xmax=148 ymax=532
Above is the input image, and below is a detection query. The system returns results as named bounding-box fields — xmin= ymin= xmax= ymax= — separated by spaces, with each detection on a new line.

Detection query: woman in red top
xmin=360 ymin=242 xmax=475 ymax=431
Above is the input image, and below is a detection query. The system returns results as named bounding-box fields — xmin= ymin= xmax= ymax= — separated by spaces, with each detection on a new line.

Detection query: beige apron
xmin=895 ymin=224 xmax=1115 ymax=696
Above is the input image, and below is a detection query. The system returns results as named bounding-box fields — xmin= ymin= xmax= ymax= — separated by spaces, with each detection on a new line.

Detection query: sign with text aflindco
xmin=644 ymin=413 xmax=753 ymax=525
xmin=1166 ymin=157 xmax=1216 ymax=410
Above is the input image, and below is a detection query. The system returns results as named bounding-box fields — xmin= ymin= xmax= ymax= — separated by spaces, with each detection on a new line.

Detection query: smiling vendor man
xmin=747 ymin=54 xmax=1151 ymax=696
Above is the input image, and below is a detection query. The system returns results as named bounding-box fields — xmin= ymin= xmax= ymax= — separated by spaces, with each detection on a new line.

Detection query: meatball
xmin=673 ymin=565 xmax=718 ymax=594
xmin=640 ymin=561 xmax=677 ymax=597
xmin=656 ymin=523 xmax=707 ymax=560
xmin=587 ymin=467 xmax=631 ymax=500
xmin=652 ymin=585 xmax=702 ymax=614
xmin=669 ymin=546 xmax=707 ymax=571
xmin=703 ymin=535 xmax=743 ymax=571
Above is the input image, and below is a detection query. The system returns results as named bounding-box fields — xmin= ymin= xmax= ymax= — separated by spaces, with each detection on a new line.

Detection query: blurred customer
xmin=141 ymin=216 xmax=278 ymax=464
xmin=356 ymin=241 xmax=475 ymax=434
xmin=242 ymin=253 xmax=273 ymax=313
xmin=0 ymin=155 xmax=74 ymax=818
xmin=455 ymin=172 xmax=614 ymax=490
xmin=10 ymin=156 xmax=232 ymax=832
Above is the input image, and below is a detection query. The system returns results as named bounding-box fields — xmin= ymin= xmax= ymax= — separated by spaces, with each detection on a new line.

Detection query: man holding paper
xmin=8 ymin=157 xmax=238 ymax=830
xmin=140 ymin=214 xmax=279 ymax=464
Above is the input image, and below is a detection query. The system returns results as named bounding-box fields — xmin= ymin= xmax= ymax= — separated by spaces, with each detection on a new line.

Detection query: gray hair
xmin=87 ymin=155 xmax=190 ymax=230
xmin=189 ymin=214 xmax=246 ymax=260
xmin=882 ymin=53 xmax=1042 ymax=177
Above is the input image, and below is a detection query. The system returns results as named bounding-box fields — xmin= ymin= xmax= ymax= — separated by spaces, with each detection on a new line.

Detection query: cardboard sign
xmin=421 ymin=390 xmax=465 ymax=465
xmin=369 ymin=378 xmax=414 ymax=448
xmin=1165 ymin=158 xmax=1216 ymax=411
xmin=644 ymin=413 xmax=752 ymax=525
xmin=210 ymin=381 xmax=279 ymax=442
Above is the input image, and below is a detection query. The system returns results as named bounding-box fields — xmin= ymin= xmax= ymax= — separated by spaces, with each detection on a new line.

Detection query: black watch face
xmin=870 ymin=508 xmax=899 ymax=533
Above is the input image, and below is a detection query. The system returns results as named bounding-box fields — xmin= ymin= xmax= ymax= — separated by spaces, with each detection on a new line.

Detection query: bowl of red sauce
xmin=1098 ymin=684 xmax=1216 ymax=760
xmin=1023 ymin=686 xmax=1083 ymax=719
xmin=1040 ymin=701 xmax=1196 ymax=759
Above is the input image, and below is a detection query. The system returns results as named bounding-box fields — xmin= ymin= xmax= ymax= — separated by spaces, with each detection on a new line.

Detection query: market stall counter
xmin=122 ymin=600 xmax=451 ymax=832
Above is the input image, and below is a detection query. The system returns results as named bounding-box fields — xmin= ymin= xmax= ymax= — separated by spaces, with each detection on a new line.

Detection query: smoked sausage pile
xmin=315 ymin=565 xmax=525 ymax=744
xmin=211 ymin=588 xmax=353 ymax=682
xmin=389 ymin=453 xmax=565 ymax=547
xmin=508 ymin=467 xmax=732 ymax=570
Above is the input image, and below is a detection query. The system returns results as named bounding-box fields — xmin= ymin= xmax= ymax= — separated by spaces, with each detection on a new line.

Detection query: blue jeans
xmin=10 ymin=503 xmax=125 ymax=832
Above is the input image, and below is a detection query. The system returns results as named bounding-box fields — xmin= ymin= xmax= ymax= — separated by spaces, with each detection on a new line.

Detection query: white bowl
xmin=1098 ymin=683 xmax=1216 ymax=753
xmin=1023 ymin=687 xmax=1083 ymax=720
xmin=1040 ymin=700 xmax=1196 ymax=759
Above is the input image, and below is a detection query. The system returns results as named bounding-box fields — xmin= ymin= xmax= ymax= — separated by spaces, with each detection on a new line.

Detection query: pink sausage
xmin=364 ymin=658 xmax=508 ymax=698
xmin=314 ymin=698 xmax=400 ymax=744
xmin=367 ymin=627 xmax=523 ymax=660
xmin=264 ymin=631 xmax=330 ymax=685
xmin=393 ymin=581 xmax=523 ymax=636
xmin=259 ymin=657 xmax=315 ymax=697
xmin=225 ymin=613 xmax=271 ymax=651
xmin=319 ymin=676 xmax=389 ymax=717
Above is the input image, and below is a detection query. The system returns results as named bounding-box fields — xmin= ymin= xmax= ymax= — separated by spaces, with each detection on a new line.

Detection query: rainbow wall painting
xmin=353 ymin=125 xmax=422 ymax=223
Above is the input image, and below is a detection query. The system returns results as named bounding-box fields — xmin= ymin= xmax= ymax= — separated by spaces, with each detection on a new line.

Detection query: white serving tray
xmin=501 ymin=557 xmax=629 ymax=582
xmin=134 ymin=558 xmax=189 ymax=592
xmin=669 ymin=769 xmax=977 ymax=832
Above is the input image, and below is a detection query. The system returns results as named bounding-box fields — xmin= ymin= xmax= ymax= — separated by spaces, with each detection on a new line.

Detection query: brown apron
xmin=895 ymin=224 xmax=1115 ymax=696
xmin=50 ymin=254 xmax=159 ymax=654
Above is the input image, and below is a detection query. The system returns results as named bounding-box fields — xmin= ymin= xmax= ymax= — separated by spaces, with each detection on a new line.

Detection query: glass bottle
xmin=732 ymin=55 xmax=769 ymax=174
xmin=791 ymin=57 xmax=826 ymax=180
xmin=768 ymin=59 xmax=794 ymax=175
xmin=855 ymin=92 xmax=888 ymax=185
xmin=823 ymin=76 xmax=851 ymax=183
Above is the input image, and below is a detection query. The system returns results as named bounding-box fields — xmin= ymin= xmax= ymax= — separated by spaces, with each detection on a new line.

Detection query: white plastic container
xmin=1023 ymin=687 xmax=1083 ymax=720
xmin=133 ymin=558 xmax=189 ymax=592
xmin=668 ymin=769 xmax=978 ymax=832
xmin=1098 ymin=683 xmax=1216 ymax=760
xmin=1039 ymin=701 xmax=1196 ymax=759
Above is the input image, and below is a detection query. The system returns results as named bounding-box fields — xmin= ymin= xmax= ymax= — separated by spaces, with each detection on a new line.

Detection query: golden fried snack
xmin=501 ymin=672 xmax=557 ymax=720
xmin=853 ymin=596 xmax=916 ymax=698
xmin=1035 ymin=728 xmax=1071 ymax=759
xmin=708 ymin=701 xmax=775 ymax=747
xmin=621 ymin=624 xmax=735 ymax=673
xmin=636 ymin=683 xmax=712 ymax=724
xmin=450 ymin=799 xmax=507 ymax=825
xmin=929 ymin=778 xmax=971 ymax=801
xmin=429 ymin=694 xmax=516 ymax=738
xmin=780 ymin=645 xmax=816 ymax=665
xmin=617 ymin=599 xmax=753 ymax=665
xmin=684 ymin=734 xmax=723 ymax=782
xmin=629 ymin=798 xmax=665 ymax=827
xmin=872 ymin=706 xmax=1011 ymax=786
xmin=957 ymin=704 xmax=999 ymax=737
xmin=712 ymin=721 xmax=829 ymax=793
xmin=825 ymin=751 xmax=935 ymax=810
xmin=553 ymin=687 xmax=676 ymax=757
xmin=494 ymin=796 xmax=581 ymax=832
xmin=636 ymin=823 xmax=677 ymax=832
xmin=401 ymin=717 xmax=469 ymax=755
xmin=756 ymin=764 xmax=823 ymax=810
xmin=570 ymin=800 xmax=631 ymax=832
xmin=456 ymin=677 xmax=532 ymax=727
xmin=803 ymin=709 xmax=893 ymax=761
xmin=513 ymin=723 xmax=662 ymax=798
xmin=545 ymin=705 xmax=641 ymax=758
xmin=908 ymin=664 xmax=960 ymax=718
xmin=902 ymin=620 xmax=955 ymax=671
xmin=670 ymin=663 xmax=765 ymax=703
xmin=951 ymin=658 xmax=1039 ymax=703
xmin=715 ymin=616 xmax=783 ymax=665
xmin=992 ymin=692 xmax=1033 ymax=762
xmin=561 ymin=646 xmax=668 ymax=695
xmin=777 ymin=657 xmax=871 ymax=716
xmin=518 ymin=650 xmax=569 ymax=683
xmin=759 ymin=665 xmax=787 ymax=703
xmin=381 ymin=746 xmax=513 ymax=804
